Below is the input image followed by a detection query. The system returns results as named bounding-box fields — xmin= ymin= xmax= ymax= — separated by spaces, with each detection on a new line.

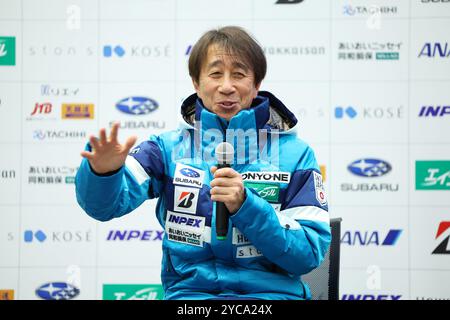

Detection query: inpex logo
xmin=418 ymin=42 xmax=450 ymax=58
xmin=36 ymin=282 xmax=80 ymax=300
xmin=116 ymin=96 xmax=158 ymax=115
xmin=342 ymin=294 xmax=402 ymax=300
xmin=106 ymin=230 xmax=164 ymax=241
xmin=167 ymin=213 xmax=202 ymax=228
xmin=180 ymin=168 xmax=200 ymax=178
xmin=432 ymin=221 xmax=450 ymax=255
xmin=418 ymin=105 xmax=450 ymax=117
xmin=341 ymin=229 xmax=402 ymax=246
xmin=275 ymin=0 xmax=304 ymax=3
xmin=348 ymin=159 xmax=392 ymax=178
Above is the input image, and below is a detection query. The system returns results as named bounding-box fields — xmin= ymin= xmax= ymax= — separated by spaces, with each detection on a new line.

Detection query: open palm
xmin=80 ymin=122 xmax=137 ymax=174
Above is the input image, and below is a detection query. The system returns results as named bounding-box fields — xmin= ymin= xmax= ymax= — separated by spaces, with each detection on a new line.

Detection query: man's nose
xmin=218 ymin=75 xmax=235 ymax=94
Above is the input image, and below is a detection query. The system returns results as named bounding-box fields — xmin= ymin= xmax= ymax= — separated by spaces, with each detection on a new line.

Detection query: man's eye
xmin=210 ymin=72 xmax=222 ymax=77
xmin=234 ymin=72 xmax=245 ymax=78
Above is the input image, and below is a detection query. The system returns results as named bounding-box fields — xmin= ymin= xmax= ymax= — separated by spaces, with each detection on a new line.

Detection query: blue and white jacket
xmin=75 ymin=91 xmax=331 ymax=300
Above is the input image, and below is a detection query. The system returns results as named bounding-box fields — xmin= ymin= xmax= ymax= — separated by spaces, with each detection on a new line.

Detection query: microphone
xmin=214 ymin=142 xmax=234 ymax=241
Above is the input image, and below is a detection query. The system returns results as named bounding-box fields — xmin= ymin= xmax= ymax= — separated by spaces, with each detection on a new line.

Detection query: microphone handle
xmin=216 ymin=163 xmax=230 ymax=240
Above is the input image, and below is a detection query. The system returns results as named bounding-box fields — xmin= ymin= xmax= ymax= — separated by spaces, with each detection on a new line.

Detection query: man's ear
xmin=192 ymin=78 xmax=200 ymax=94
xmin=254 ymin=82 xmax=262 ymax=97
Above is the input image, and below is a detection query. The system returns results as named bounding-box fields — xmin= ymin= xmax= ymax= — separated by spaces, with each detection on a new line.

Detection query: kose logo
xmin=432 ymin=221 xmax=450 ymax=255
xmin=419 ymin=105 xmax=450 ymax=117
xmin=103 ymin=45 xmax=125 ymax=57
xmin=36 ymin=282 xmax=80 ymax=300
xmin=24 ymin=230 xmax=92 ymax=243
xmin=418 ymin=43 xmax=450 ymax=58
xmin=24 ymin=230 xmax=47 ymax=243
xmin=348 ymin=159 xmax=392 ymax=177
xmin=341 ymin=229 xmax=402 ymax=246
xmin=106 ymin=230 xmax=164 ymax=241
xmin=116 ymin=96 xmax=158 ymax=115
xmin=334 ymin=106 xmax=403 ymax=119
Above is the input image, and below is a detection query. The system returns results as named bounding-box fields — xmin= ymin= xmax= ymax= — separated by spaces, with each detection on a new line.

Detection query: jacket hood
xmin=179 ymin=91 xmax=298 ymax=134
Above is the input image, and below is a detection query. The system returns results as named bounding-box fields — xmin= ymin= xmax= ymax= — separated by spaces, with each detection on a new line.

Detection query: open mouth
xmin=217 ymin=101 xmax=238 ymax=110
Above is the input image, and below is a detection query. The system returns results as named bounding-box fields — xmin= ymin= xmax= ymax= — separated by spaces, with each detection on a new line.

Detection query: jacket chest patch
xmin=165 ymin=211 xmax=205 ymax=247
xmin=173 ymin=163 xmax=205 ymax=188
xmin=173 ymin=186 xmax=199 ymax=214
xmin=244 ymin=182 xmax=280 ymax=203
xmin=241 ymin=171 xmax=291 ymax=184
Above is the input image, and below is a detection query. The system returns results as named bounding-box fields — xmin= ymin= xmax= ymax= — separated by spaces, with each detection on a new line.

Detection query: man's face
xmin=193 ymin=45 xmax=261 ymax=121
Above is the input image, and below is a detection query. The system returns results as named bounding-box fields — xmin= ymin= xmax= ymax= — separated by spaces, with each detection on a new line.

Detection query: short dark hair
xmin=188 ymin=26 xmax=267 ymax=87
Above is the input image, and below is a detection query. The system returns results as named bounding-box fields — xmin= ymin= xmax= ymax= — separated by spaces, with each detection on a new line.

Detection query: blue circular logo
xmin=116 ymin=96 xmax=159 ymax=115
xmin=36 ymin=282 xmax=80 ymax=300
xmin=180 ymin=168 xmax=200 ymax=178
xmin=348 ymin=158 xmax=392 ymax=177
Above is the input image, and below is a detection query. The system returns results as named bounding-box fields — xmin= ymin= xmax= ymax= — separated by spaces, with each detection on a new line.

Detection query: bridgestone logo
xmin=241 ymin=172 xmax=290 ymax=183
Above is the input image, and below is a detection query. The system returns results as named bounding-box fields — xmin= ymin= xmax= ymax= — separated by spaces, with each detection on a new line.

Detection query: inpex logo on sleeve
xmin=173 ymin=163 xmax=205 ymax=188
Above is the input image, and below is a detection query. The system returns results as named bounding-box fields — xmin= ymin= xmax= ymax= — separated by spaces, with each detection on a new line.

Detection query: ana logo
xmin=116 ymin=97 xmax=159 ymax=115
xmin=348 ymin=159 xmax=392 ymax=178
xmin=416 ymin=161 xmax=450 ymax=190
xmin=174 ymin=186 xmax=199 ymax=214
xmin=341 ymin=229 xmax=402 ymax=246
xmin=418 ymin=105 xmax=450 ymax=117
xmin=432 ymin=221 xmax=450 ymax=255
xmin=335 ymin=106 xmax=357 ymax=119
xmin=36 ymin=282 xmax=80 ymax=300
xmin=0 ymin=37 xmax=15 ymax=66
xmin=103 ymin=284 xmax=164 ymax=300
xmin=24 ymin=230 xmax=47 ymax=243
xmin=180 ymin=168 xmax=200 ymax=178
xmin=418 ymin=42 xmax=450 ymax=58
xmin=103 ymin=45 xmax=125 ymax=57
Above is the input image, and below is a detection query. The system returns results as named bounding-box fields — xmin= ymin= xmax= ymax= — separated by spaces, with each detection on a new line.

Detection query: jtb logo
xmin=341 ymin=229 xmax=402 ymax=246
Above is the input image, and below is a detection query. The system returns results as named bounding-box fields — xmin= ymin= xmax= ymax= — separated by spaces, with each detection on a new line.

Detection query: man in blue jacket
xmin=75 ymin=26 xmax=330 ymax=300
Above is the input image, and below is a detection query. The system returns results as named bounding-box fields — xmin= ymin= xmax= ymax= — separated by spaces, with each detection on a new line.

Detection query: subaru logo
xmin=116 ymin=97 xmax=158 ymax=115
xmin=36 ymin=282 xmax=80 ymax=300
xmin=348 ymin=159 xmax=392 ymax=177
xmin=180 ymin=168 xmax=200 ymax=178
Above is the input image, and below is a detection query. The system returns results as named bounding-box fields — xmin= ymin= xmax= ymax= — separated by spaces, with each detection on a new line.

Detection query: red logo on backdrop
xmin=31 ymin=103 xmax=52 ymax=116
xmin=432 ymin=221 xmax=450 ymax=255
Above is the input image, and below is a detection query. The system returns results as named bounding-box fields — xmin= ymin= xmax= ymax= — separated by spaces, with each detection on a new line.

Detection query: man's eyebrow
xmin=206 ymin=60 xmax=249 ymax=71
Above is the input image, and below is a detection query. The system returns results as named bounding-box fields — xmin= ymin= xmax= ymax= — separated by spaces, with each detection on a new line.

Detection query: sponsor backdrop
xmin=0 ymin=0 xmax=449 ymax=300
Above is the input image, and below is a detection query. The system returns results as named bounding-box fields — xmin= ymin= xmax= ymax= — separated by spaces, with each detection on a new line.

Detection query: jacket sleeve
xmin=75 ymin=136 xmax=165 ymax=222
xmin=229 ymin=147 xmax=331 ymax=276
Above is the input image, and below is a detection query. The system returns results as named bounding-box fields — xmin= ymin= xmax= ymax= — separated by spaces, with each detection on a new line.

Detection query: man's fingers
xmin=89 ymin=135 xmax=101 ymax=150
xmin=214 ymin=167 xmax=240 ymax=178
xmin=210 ymin=166 xmax=217 ymax=174
xmin=99 ymin=128 xmax=107 ymax=145
xmin=122 ymin=135 xmax=138 ymax=153
xmin=80 ymin=150 xmax=94 ymax=160
xmin=110 ymin=122 xmax=120 ymax=143
xmin=210 ymin=177 xmax=241 ymax=188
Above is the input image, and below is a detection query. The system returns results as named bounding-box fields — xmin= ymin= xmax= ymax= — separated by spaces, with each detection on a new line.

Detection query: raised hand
xmin=80 ymin=122 xmax=137 ymax=174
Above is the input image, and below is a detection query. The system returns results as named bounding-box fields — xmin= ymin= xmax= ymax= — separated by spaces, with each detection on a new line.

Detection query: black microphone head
xmin=215 ymin=142 xmax=234 ymax=165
